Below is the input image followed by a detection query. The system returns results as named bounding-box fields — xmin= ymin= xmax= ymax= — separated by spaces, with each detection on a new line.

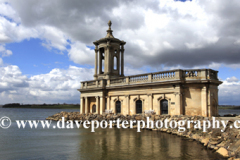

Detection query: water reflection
xmin=78 ymin=128 xmax=225 ymax=160
xmin=0 ymin=108 xmax=226 ymax=160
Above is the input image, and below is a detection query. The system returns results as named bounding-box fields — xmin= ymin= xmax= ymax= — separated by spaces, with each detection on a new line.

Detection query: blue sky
xmin=0 ymin=0 xmax=240 ymax=105
xmin=4 ymin=39 xmax=78 ymax=76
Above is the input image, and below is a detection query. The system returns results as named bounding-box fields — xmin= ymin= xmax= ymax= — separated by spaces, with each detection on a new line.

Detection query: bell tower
xmin=93 ymin=20 xmax=126 ymax=80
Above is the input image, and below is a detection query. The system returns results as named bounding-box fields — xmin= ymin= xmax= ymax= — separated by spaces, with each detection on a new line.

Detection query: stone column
xmin=79 ymin=96 xmax=83 ymax=114
xmin=100 ymin=96 xmax=105 ymax=114
xmin=80 ymin=97 xmax=84 ymax=114
xmin=107 ymin=96 xmax=110 ymax=110
xmin=121 ymin=45 xmax=124 ymax=76
xmin=117 ymin=50 xmax=120 ymax=75
xmin=201 ymin=86 xmax=208 ymax=116
xmin=85 ymin=97 xmax=88 ymax=114
xmin=94 ymin=45 xmax=98 ymax=79
xmin=96 ymin=96 xmax=99 ymax=114
xmin=98 ymin=51 xmax=102 ymax=74
xmin=105 ymin=42 xmax=111 ymax=76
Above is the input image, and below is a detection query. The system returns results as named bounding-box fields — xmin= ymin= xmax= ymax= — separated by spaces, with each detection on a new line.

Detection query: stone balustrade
xmin=80 ymin=69 xmax=219 ymax=89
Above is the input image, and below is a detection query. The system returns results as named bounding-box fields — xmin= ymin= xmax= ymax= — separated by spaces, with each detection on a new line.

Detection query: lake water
xmin=218 ymin=109 xmax=240 ymax=116
xmin=0 ymin=108 xmax=226 ymax=160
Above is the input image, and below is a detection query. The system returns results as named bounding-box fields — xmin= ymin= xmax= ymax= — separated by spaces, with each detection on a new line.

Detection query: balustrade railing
xmin=129 ymin=75 xmax=148 ymax=82
xmin=183 ymin=70 xmax=200 ymax=78
xmin=80 ymin=69 xmax=219 ymax=89
xmin=152 ymin=71 xmax=175 ymax=80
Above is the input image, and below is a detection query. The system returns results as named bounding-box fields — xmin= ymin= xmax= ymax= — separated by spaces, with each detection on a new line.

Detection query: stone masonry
xmin=78 ymin=21 xmax=222 ymax=117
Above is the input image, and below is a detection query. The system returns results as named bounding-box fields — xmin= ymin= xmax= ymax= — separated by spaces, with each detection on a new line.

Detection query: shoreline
xmin=46 ymin=112 xmax=240 ymax=159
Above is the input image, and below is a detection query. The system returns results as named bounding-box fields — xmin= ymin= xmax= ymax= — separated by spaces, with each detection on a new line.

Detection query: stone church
xmin=78 ymin=21 xmax=222 ymax=117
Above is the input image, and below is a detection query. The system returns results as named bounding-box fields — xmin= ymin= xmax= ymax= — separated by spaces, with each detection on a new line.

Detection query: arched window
xmin=136 ymin=100 xmax=142 ymax=114
xmin=99 ymin=48 xmax=104 ymax=73
xmin=114 ymin=56 xmax=117 ymax=70
xmin=116 ymin=101 xmax=121 ymax=114
xmin=160 ymin=99 xmax=168 ymax=114
xmin=102 ymin=53 xmax=105 ymax=73
xmin=92 ymin=104 xmax=96 ymax=113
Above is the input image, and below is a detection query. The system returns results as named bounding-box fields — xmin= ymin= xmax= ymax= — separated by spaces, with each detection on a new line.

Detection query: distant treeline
xmin=2 ymin=103 xmax=80 ymax=109
xmin=218 ymin=105 xmax=240 ymax=109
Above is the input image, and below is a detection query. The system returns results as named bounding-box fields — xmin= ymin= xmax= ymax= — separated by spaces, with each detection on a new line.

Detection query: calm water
xmin=0 ymin=108 xmax=226 ymax=160
xmin=218 ymin=109 xmax=240 ymax=116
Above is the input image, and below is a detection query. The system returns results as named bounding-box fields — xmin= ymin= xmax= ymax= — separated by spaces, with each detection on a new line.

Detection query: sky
xmin=0 ymin=0 xmax=240 ymax=105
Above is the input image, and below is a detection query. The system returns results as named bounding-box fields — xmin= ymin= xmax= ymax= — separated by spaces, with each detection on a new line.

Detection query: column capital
xmin=147 ymin=93 xmax=153 ymax=97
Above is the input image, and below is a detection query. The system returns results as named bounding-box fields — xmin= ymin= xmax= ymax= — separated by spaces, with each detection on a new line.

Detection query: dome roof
xmin=93 ymin=20 xmax=126 ymax=45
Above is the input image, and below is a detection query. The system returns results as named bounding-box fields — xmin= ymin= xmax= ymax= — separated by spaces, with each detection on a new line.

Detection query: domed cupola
xmin=93 ymin=20 xmax=126 ymax=80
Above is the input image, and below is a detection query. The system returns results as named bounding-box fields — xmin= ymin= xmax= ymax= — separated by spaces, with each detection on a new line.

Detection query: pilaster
xmin=96 ymin=96 xmax=99 ymax=114
xmin=175 ymin=92 xmax=183 ymax=115
xmin=80 ymin=97 xmax=84 ymax=114
xmin=201 ymin=86 xmax=208 ymax=116
xmin=107 ymin=96 xmax=110 ymax=110
xmin=148 ymin=94 xmax=153 ymax=110
xmin=85 ymin=97 xmax=88 ymax=114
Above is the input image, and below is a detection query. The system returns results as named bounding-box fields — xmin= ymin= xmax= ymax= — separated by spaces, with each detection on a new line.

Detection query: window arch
xmin=92 ymin=104 xmax=96 ymax=113
xmin=160 ymin=99 xmax=168 ymax=114
xmin=136 ymin=100 xmax=142 ymax=114
xmin=99 ymin=48 xmax=105 ymax=73
xmin=116 ymin=101 xmax=121 ymax=114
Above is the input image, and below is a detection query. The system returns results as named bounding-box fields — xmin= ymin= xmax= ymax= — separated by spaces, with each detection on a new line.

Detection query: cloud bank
xmin=0 ymin=0 xmax=240 ymax=104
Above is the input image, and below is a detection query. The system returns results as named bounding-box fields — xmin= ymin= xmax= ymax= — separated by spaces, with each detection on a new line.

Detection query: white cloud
xmin=0 ymin=44 xmax=12 ymax=57
xmin=0 ymin=58 xmax=3 ymax=65
xmin=219 ymin=77 xmax=240 ymax=104
xmin=68 ymin=42 xmax=94 ymax=65
xmin=0 ymin=0 xmax=239 ymax=104
xmin=0 ymin=0 xmax=239 ymax=69
xmin=0 ymin=64 xmax=94 ymax=104
xmin=0 ymin=2 xmax=21 ymax=23
xmin=226 ymin=76 xmax=239 ymax=83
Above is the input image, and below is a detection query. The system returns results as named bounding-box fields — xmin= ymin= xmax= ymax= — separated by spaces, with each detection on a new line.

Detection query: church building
xmin=78 ymin=21 xmax=222 ymax=117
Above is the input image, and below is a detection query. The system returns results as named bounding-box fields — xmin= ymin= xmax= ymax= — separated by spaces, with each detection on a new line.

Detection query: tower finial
xmin=108 ymin=20 xmax=112 ymax=30
xmin=106 ymin=20 xmax=114 ymax=38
